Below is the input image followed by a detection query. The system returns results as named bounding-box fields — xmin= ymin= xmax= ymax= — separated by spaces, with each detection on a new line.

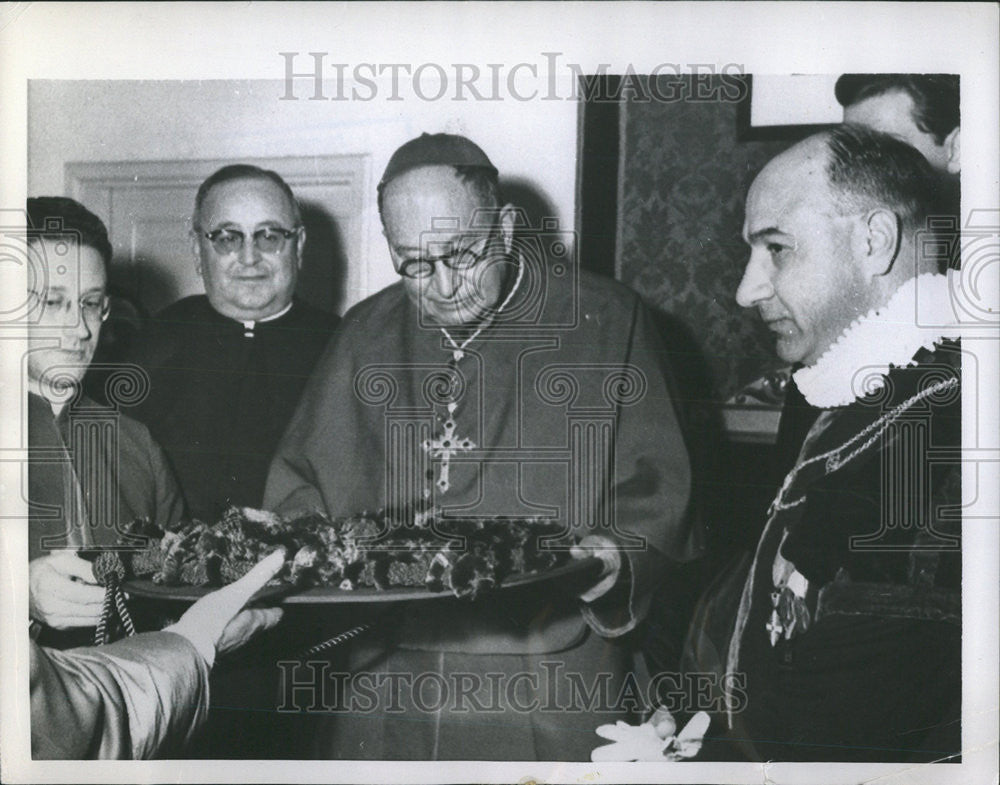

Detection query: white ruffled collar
xmin=793 ymin=273 xmax=962 ymax=408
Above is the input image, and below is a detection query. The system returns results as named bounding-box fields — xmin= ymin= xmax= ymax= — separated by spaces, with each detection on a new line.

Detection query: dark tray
xmin=122 ymin=556 xmax=604 ymax=605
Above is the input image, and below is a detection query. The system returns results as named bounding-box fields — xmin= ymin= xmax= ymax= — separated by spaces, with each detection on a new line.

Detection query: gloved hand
xmin=570 ymin=534 xmax=622 ymax=602
xmin=165 ymin=549 xmax=285 ymax=668
xmin=29 ymin=551 xmax=105 ymax=629
xmin=591 ymin=707 xmax=711 ymax=762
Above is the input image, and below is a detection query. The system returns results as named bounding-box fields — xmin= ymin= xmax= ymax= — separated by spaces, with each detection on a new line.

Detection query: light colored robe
xmin=30 ymin=631 xmax=209 ymax=759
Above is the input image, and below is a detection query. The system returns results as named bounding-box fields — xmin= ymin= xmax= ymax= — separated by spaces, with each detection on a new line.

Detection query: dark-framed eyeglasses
xmin=30 ymin=290 xmax=110 ymax=323
xmin=203 ymin=226 xmax=301 ymax=256
xmin=397 ymin=234 xmax=496 ymax=280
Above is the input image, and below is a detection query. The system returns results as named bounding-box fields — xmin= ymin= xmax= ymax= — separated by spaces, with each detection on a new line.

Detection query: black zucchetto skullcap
xmin=378 ymin=133 xmax=498 ymax=192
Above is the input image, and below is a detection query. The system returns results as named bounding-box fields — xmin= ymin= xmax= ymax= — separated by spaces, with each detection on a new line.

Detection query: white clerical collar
xmin=240 ymin=301 xmax=293 ymax=337
xmin=793 ymin=273 xmax=963 ymax=408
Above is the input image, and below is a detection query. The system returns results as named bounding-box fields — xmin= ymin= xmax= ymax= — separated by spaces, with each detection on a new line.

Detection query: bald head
xmin=737 ymin=127 xmax=938 ymax=367
xmin=380 ymin=165 xmax=516 ymax=326
xmin=745 ymin=135 xmax=836 ymax=235
xmin=751 ymin=126 xmax=937 ymax=232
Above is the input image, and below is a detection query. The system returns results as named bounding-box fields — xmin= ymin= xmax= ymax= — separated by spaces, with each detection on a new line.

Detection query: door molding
xmin=66 ymin=155 xmax=368 ymax=315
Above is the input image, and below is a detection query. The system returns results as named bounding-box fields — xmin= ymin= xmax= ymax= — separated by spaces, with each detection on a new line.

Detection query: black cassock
xmin=124 ymin=294 xmax=339 ymax=759
xmin=127 ymin=295 xmax=339 ymax=523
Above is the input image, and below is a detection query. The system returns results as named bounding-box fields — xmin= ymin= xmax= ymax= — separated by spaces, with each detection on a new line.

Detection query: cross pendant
xmin=765 ymin=610 xmax=784 ymax=647
xmin=421 ymin=416 xmax=475 ymax=493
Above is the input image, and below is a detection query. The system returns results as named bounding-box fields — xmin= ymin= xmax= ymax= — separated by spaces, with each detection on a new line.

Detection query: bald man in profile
xmin=680 ymin=125 xmax=961 ymax=763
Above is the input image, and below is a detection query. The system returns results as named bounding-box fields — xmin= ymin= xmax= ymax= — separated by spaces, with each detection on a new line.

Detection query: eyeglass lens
xmin=400 ymin=235 xmax=491 ymax=279
xmin=207 ymin=228 xmax=296 ymax=255
xmin=32 ymin=292 xmax=109 ymax=322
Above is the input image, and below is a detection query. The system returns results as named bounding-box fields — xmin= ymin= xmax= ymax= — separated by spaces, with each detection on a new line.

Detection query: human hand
xmin=165 ymin=549 xmax=285 ymax=668
xmin=591 ymin=708 xmax=710 ymax=762
xmin=29 ymin=552 xmax=105 ymax=629
xmin=570 ymin=535 xmax=622 ymax=602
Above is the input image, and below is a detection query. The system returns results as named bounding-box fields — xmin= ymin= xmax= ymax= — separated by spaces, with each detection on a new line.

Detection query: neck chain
xmin=422 ymin=258 xmax=524 ymax=495
xmin=762 ymin=374 xmax=958 ymax=646
xmin=439 ymin=256 xmax=525 ymax=361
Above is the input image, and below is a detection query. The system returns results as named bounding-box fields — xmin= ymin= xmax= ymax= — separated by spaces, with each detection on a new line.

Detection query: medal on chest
xmin=766 ymin=531 xmax=812 ymax=646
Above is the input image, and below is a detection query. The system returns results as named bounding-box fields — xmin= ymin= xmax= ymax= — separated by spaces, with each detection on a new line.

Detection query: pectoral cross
xmin=765 ymin=609 xmax=784 ymax=647
xmin=766 ymin=591 xmax=784 ymax=646
xmin=422 ymin=403 xmax=475 ymax=493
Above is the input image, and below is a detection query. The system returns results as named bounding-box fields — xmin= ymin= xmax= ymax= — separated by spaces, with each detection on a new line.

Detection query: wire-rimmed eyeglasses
xmin=30 ymin=290 xmax=110 ymax=324
xmin=396 ymin=234 xmax=498 ymax=280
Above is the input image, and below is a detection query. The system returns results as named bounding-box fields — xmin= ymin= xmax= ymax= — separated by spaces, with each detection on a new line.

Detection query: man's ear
xmin=944 ymin=126 xmax=960 ymax=175
xmin=498 ymin=203 xmax=517 ymax=253
xmin=862 ymin=208 xmax=901 ymax=277
xmin=190 ymin=231 xmax=204 ymax=278
xmin=295 ymin=226 xmax=307 ymax=269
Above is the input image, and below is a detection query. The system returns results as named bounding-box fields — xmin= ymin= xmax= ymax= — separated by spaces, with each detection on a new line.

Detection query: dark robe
xmin=265 ymin=269 xmax=699 ymax=759
xmin=28 ymin=391 xmax=185 ymax=562
xmin=685 ymin=342 xmax=962 ymax=763
xmin=772 ymin=373 xmax=822 ymax=481
xmin=127 ymin=295 xmax=339 ymax=523
xmin=31 ymin=631 xmax=209 ymax=759
xmin=122 ymin=294 xmax=338 ymax=758
xmin=28 ymin=391 xmax=186 ymax=653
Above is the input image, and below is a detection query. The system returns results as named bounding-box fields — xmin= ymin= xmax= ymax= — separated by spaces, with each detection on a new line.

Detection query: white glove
xmin=29 ymin=551 xmax=105 ymax=629
xmin=165 ymin=549 xmax=285 ymax=668
xmin=591 ymin=707 xmax=710 ymax=762
xmin=570 ymin=535 xmax=622 ymax=602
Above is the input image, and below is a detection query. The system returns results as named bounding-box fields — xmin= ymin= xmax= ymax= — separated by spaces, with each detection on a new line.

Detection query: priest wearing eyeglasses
xmin=126 ymin=165 xmax=340 ymax=524
xmin=25 ymin=196 xmax=187 ymax=641
xmin=265 ymin=134 xmax=698 ymax=760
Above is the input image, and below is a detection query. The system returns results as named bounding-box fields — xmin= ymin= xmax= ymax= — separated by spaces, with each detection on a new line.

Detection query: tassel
xmin=92 ymin=551 xmax=137 ymax=644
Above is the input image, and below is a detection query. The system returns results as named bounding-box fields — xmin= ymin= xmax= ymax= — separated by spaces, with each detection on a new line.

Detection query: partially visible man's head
xmin=26 ymin=197 xmax=111 ymax=389
xmin=836 ymin=74 xmax=960 ymax=174
xmin=192 ymin=165 xmax=305 ymax=321
xmin=737 ymin=125 xmax=938 ymax=367
xmin=378 ymin=133 xmax=516 ymax=326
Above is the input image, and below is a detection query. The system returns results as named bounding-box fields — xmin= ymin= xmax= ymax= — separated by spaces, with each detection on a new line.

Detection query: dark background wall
xmin=577 ymin=77 xmax=809 ymax=670
xmin=615 ymin=76 xmax=792 ymax=404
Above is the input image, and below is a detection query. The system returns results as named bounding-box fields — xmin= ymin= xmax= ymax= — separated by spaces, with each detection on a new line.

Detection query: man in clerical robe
xmin=594 ymin=126 xmax=962 ymax=763
xmin=127 ymin=165 xmax=340 ymax=524
xmin=25 ymin=197 xmax=186 ymax=647
xmin=123 ymin=165 xmax=341 ymax=758
xmin=23 ymin=198 xmax=289 ymax=761
xmin=265 ymin=133 xmax=699 ymax=760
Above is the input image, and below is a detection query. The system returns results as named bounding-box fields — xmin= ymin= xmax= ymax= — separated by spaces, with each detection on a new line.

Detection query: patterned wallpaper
xmin=617 ymin=78 xmax=792 ymax=402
